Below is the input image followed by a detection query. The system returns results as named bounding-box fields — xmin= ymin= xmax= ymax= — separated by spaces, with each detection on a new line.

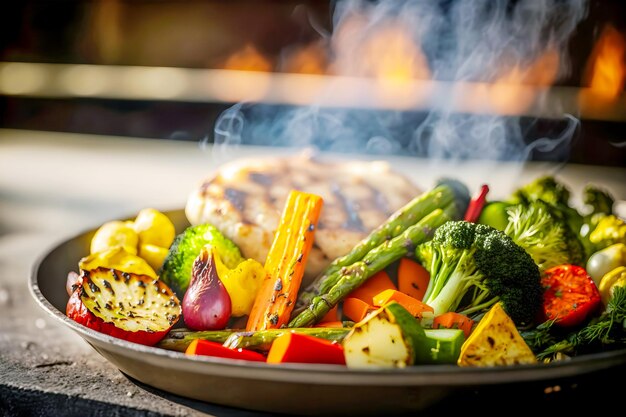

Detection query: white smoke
xmin=210 ymin=0 xmax=589 ymax=163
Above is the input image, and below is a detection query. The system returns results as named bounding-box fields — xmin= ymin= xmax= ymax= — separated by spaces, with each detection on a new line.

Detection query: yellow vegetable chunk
xmin=457 ymin=303 xmax=537 ymax=367
xmin=138 ymin=243 xmax=170 ymax=272
xmin=205 ymin=245 xmax=265 ymax=317
xmin=598 ymin=266 xmax=626 ymax=305
xmin=133 ymin=208 xmax=176 ymax=249
xmin=80 ymin=247 xmax=157 ymax=279
xmin=90 ymin=220 xmax=139 ymax=255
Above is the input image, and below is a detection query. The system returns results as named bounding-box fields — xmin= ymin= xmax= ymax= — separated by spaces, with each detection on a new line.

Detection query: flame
xmin=330 ymin=15 xmax=431 ymax=109
xmin=281 ymin=43 xmax=327 ymax=74
xmin=485 ymin=48 xmax=560 ymax=114
xmin=223 ymin=44 xmax=272 ymax=72
xmin=361 ymin=25 xmax=430 ymax=82
xmin=585 ymin=25 xmax=626 ymax=99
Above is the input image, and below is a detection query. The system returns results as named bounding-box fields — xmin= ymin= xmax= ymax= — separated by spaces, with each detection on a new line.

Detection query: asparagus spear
xmin=157 ymin=326 xmax=351 ymax=352
xmin=157 ymin=328 xmax=236 ymax=352
xmin=289 ymin=206 xmax=454 ymax=328
xmin=223 ymin=327 xmax=351 ymax=351
xmin=295 ymin=180 xmax=467 ymax=311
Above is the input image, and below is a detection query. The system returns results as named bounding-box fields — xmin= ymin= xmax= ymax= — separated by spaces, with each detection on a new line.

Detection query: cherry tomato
xmin=541 ymin=264 xmax=601 ymax=327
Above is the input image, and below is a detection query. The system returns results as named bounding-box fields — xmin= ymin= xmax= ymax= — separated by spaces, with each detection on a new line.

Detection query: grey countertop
xmin=1 ymin=128 xmax=625 ymax=416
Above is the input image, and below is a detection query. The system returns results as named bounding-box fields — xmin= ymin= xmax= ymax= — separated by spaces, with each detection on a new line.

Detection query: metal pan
xmin=29 ymin=209 xmax=626 ymax=415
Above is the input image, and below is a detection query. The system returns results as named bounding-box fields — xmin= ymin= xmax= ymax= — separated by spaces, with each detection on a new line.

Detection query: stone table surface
xmin=1 ymin=128 xmax=625 ymax=416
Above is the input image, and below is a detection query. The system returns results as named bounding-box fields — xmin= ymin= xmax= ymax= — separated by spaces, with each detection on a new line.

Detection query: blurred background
xmin=0 ymin=0 xmax=624 ymax=166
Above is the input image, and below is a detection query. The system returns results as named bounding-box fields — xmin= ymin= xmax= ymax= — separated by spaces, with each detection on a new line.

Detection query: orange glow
xmin=487 ymin=48 xmax=560 ymax=114
xmin=362 ymin=25 xmax=430 ymax=82
xmin=223 ymin=44 xmax=272 ymax=72
xmin=281 ymin=43 xmax=327 ymax=75
xmin=585 ymin=25 xmax=626 ymax=99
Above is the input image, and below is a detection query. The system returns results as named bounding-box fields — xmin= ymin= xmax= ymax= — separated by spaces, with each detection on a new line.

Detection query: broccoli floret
xmin=159 ymin=224 xmax=244 ymax=297
xmin=504 ymin=201 xmax=585 ymax=272
xmin=583 ymin=185 xmax=614 ymax=216
xmin=510 ymin=175 xmax=590 ymax=259
xmin=511 ymin=175 xmax=571 ymax=207
xmin=416 ymin=221 xmax=542 ymax=325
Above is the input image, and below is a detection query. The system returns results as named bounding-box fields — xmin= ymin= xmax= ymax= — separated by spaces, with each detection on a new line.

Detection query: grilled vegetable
xmin=133 ymin=208 xmax=176 ymax=249
xmin=79 ymin=247 xmax=157 ymax=279
xmin=266 ymin=333 xmax=346 ymax=365
xmin=185 ymin=339 xmax=266 ymax=362
xmin=160 ymin=224 xmax=244 ymax=297
xmin=343 ymin=297 xmax=375 ymax=322
xmin=588 ymin=215 xmax=626 ymax=253
xmin=415 ymin=221 xmax=542 ymax=325
xmin=432 ymin=312 xmax=474 ymax=338
xmin=372 ymin=289 xmax=434 ymax=319
xmin=347 ymin=270 xmax=396 ymax=304
xmin=224 ymin=327 xmax=350 ymax=352
xmin=218 ymin=257 xmax=266 ymax=317
xmin=66 ymin=268 xmax=181 ymax=346
xmin=289 ymin=207 xmax=454 ymax=328
xmin=463 ymin=184 xmax=489 ymax=223
xmin=586 ymin=243 xmax=626 ymax=285
xmin=182 ymin=246 xmax=231 ymax=331
xmin=457 ymin=302 xmax=537 ymax=367
xmin=157 ymin=327 xmax=351 ymax=353
xmin=598 ymin=266 xmax=626 ymax=305
xmin=132 ymin=208 xmax=177 ymax=271
xmin=343 ymin=302 xmax=426 ymax=369
xmin=477 ymin=201 xmax=510 ymax=231
xmin=422 ymin=328 xmax=465 ymax=364
xmin=535 ymin=285 xmax=626 ymax=360
xmin=397 ymin=258 xmax=430 ymax=301
xmin=157 ymin=328 xmax=235 ymax=351
xmin=541 ymin=264 xmax=601 ymax=327
xmin=503 ymin=201 xmax=585 ymax=272
xmin=296 ymin=180 xmax=469 ymax=310
xmin=90 ymin=220 xmax=139 ymax=255
xmin=246 ymin=190 xmax=323 ymax=331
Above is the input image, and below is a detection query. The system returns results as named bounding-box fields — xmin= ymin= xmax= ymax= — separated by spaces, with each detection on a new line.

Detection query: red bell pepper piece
xmin=464 ymin=184 xmax=489 ymax=223
xmin=541 ymin=264 xmax=601 ymax=327
xmin=266 ymin=332 xmax=346 ymax=365
xmin=185 ymin=339 xmax=266 ymax=362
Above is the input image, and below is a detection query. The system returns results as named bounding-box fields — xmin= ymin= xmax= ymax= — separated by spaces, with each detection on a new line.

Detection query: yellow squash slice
xmin=457 ymin=303 xmax=537 ymax=367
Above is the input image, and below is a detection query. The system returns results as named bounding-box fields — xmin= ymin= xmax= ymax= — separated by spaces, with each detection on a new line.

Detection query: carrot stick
xmin=246 ymin=190 xmax=323 ymax=331
xmin=342 ymin=297 xmax=375 ymax=322
xmin=432 ymin=312 xmax=475 ymax=338
xmin=319 ymin=305 xmax=339 ymax=323
xmin=348 ymin=270 xmax=396 ymax=305
xmin=372 ymin=289 xmax=434 ymax=319
xmin=397 ymin=258 xmax=430 ymax=301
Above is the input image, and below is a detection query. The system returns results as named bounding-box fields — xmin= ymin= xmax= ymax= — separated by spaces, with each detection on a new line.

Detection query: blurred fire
xmin=223 ymin=44 xmax=273 ymax=72
xmin=488 ymin=48 xmax=560 ymax=114
xmin=585 ymin=25 xmax=626 ymax=99
xmin=281 ymin=43 xmax=327 ymax=74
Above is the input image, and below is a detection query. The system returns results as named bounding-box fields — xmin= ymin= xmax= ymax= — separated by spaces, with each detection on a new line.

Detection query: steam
xmin=211 ymin=0 xmax=589 ymax=163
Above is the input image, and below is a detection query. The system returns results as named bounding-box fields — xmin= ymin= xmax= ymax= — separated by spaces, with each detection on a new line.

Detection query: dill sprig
xmin=537 ymin=286 xmax=626 ymax=361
